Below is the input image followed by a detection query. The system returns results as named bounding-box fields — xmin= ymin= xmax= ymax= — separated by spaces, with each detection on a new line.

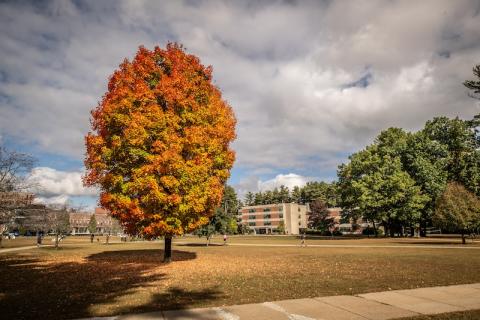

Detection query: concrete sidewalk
xmin=83 ymin=283 xmax=480 ymax=320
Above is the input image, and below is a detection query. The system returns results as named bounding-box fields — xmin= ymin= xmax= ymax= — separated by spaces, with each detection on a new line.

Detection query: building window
xmin=298 ymin=207 xmax=301 ymax=212
xmin=298 ymin=214 xmax=301 ymax=219
xmin=264 ymin=214 xmax=271 ymax=219
xmin=264 ymin=221 xmax=271 ymax=226
xmin=249 ymin=209 xmax=255 ymax=213
xmin=278 ymin=206 xmax=283 ymax=211
xmin=279 ymin=214 xmax=283 ymax=218
xmin=249 ymin=215 xmax=256 ymax=220
xmin=248 ymin=222 xmax=256 ymax=226
xmin=263 ymin=208 xmax=271 ymax=212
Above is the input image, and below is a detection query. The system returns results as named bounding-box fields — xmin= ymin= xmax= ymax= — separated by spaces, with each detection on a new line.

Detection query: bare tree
xmin=0 ymin=192 xmax=42 ymax=247
xmin=46 ymin=205 xmax=70 ymax=249
xmin=0 ymin=146 xmax=36 ymax=192
xmin=0 ymin=147 xmax=37 ymax=246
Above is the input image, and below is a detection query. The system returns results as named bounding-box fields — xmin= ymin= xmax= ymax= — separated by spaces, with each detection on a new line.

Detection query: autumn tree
xmin=307 ymin=199 xmax=334 ymax=233
xmin=433 ymin=182 xmax=480 ymax=244
xmin=84 ymin=44 xmax=236 ymax=262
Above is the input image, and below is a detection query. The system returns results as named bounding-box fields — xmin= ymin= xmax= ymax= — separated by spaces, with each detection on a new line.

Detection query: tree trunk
xmin=164 ymin=236 xmax=172 ymax=263
xmin=419 ymin=220 xmax=426 ymax=237
xmin=0 ymin=235 xmax=3 ymax=248
xmin=372 ymin=221 xmax=378 ymax=238
xmin=462 ymin=232 xmax=466 ymax=245
xmin=365 ymin=218 xmax=370 ymax=238
xmin=55 ymin=233 xmax=59 ymax=249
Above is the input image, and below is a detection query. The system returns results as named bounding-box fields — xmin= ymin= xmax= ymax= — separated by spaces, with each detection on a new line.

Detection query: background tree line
xmin=243 ymin=181 xmax=339 ymax=207
xmin=338 ymin=65 xmax=480 ymax=239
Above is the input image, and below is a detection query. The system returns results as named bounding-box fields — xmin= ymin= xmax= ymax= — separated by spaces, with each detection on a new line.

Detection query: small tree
xmin=227 ymin=217 xmax=237 ymax=235
xmin=433 ymin=182 xmax=480 ymax=244
xmin=88 ymin=215 xmax=97 ymax=235
xmin=308 ymin=199 xmax=334 ymax=233
xmin=46 ymin=207 xmax=70 ymax=249
xmin=195 ymin=222 xmax=215 ymax=246
xmin=277 ymin=220 xmax=286 ymax=234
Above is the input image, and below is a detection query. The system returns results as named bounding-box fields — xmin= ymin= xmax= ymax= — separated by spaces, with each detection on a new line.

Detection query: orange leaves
xmin=84 ymin=43 xmax=236 ymax=238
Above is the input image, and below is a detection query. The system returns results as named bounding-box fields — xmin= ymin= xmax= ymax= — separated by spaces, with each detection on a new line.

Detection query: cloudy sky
xmin=1 ymin=0 xmax=479 ymax=209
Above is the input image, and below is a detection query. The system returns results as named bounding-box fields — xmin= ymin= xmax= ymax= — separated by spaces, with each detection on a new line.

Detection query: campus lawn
xmin=399 ymin=309 xmax=480 ymax=320
xmin=0 ymin=237 xmax=480 ymax=319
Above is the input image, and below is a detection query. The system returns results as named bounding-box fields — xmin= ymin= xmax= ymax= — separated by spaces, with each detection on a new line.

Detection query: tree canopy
xmin=433 ymin=182 xmax=480 ymax=243
xmin=84 ymin=44 xmax=236 ymax=261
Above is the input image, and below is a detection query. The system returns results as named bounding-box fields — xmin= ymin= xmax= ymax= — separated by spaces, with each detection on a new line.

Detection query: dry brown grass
xmin=398 ymin=309 xmax=480 ymax=320
xmin=1 ymin=237 xmax=479 ymax=319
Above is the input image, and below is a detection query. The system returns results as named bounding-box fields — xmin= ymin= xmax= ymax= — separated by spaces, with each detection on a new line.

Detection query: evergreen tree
xmin=463 ymin=64 xmax=480 ymax=99
xmin=88 ymin=215 xmax=97 ymax=235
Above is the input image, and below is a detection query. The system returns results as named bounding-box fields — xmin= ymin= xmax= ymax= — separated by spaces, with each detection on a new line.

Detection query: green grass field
xmin=0 ymin=236 xmax=479 ymax=319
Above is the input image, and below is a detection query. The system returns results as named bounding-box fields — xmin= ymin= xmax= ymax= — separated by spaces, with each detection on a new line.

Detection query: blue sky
xmin=1 ymin=0 xmax=479 ymax=210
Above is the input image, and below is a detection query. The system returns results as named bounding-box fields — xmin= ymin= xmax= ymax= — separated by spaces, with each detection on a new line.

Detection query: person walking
xmin=223 ymin=233 xmax=228 ymax=246
xmin=90 ymin=233 xmax=95 ymax=243
xmin=36 ymin=233 xmax=42 ymax=247
xmin=300 ymin=232 xmax=306 ymax=247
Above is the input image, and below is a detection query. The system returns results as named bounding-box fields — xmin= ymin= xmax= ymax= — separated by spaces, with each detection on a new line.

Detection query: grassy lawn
xmin=0 ymin=237 xmax=479 ymax=319
xmin=399 ymin=310 xmax=480 ymax=320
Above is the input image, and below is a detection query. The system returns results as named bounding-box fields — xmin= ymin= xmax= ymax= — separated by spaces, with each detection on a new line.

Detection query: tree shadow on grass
xmin=392 ymin=240 xmax=470 ymax=246
xmin=0 ymin=249 xmax=222 ymax=319
xmin=176 ymin=243 xmax=223 ymax=247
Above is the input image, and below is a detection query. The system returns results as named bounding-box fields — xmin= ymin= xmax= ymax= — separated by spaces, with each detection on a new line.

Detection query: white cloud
xmin=233 ymin=173 xmax=320 ymax=200
xmin=27 ymin=167 xmax=98 ymax=197
xmin=258 ymin=173 xmax=317 ymax=191
xmin=0 ymin=0 xmax=479 ymax=185
xmin=33 ymin=194 xmax=70 ymax=206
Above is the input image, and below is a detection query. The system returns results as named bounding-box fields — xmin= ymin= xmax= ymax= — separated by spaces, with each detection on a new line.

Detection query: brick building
xmin=69 ymin=208 xmax=121 ymax=235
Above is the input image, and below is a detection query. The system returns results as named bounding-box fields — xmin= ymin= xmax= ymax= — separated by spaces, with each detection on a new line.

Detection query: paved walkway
xmin=80 ymin=283 xmax=480 ymax=320
xmin=182 ymin=242 xmax=480 ymax=250
xmin=0 ymin=245 xmax=39 ymax=253
xmin=0 ymin=241 xmax=125 ymax=254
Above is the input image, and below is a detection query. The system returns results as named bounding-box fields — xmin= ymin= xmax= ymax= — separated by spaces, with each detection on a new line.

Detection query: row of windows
xmin=248 ymin=222 xmax=273 ymax=226
xmin=247 ymin=207 xmax=283 ymax=213
xmin=247 ymin=214 xmax=283 ymax=220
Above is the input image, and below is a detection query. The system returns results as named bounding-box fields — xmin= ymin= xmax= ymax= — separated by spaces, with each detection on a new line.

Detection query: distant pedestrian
xmin=300 ymin=233 xmax=306 ymax=247
xmin=36 ymin=233 xmax=42 ymax=247
xmin=223 ymin=234 xmax=228 ymax=245
xmin=90 ymin=233 xmax=94 ymax=243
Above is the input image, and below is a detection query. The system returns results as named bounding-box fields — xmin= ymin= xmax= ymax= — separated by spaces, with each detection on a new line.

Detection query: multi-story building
xmin=69 ymin=208 xmax=121 ymax=235
xmin=239 ymin=203 xmax=308 ymax=235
